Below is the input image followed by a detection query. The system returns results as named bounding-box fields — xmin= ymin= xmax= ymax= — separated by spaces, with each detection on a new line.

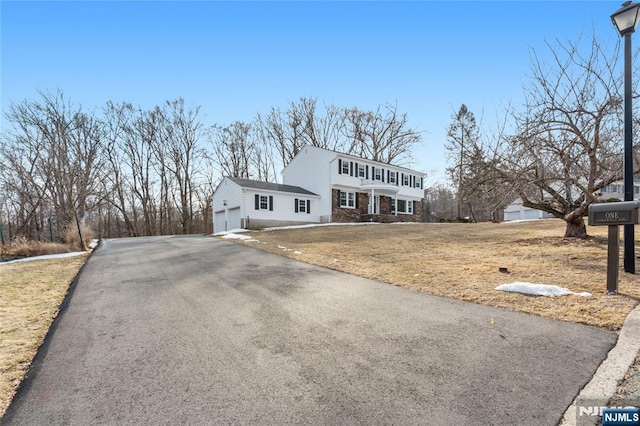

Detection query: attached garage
xmin=212 ymin=177 xmax=321 ymax=232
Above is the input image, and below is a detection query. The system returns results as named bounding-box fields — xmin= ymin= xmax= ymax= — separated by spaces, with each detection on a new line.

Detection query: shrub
xmin=63 ymin=221 xmax=94 ymax=251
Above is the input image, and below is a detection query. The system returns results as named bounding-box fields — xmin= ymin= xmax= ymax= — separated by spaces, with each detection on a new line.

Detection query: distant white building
xmin=503 ymin=200 xmax=555 ymax=222
xmin=503 ymin=179 xmax=640 ymax=222
xmin=599 ymin=180 xmax=640 ymax=201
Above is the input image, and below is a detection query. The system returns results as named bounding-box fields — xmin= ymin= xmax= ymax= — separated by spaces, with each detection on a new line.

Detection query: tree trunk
xmin=564 ymin=217 xmax=588 ymax=238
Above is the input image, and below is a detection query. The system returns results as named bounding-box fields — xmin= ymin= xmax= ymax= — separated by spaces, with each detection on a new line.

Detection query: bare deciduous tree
xmin=344 ymin=102 xmax=421 ymax=166
xmin=1 ymin=90 xmax=105 ymax=240
xmin=481 ymin=33 xmax=628 ymax=237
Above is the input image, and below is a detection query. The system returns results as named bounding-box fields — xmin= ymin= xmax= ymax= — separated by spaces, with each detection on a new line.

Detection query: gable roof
xmin=293 ymin=144 xmax=425 ymax=176
xmin=228 ymin=177 xmax=319 ymax=196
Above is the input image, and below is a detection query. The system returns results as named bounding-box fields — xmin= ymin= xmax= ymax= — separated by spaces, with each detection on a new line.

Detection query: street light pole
xmin=623 ymin=30 xmax=635 ymax=274
xmin=612 ymin=0 xmax=640 ymax=274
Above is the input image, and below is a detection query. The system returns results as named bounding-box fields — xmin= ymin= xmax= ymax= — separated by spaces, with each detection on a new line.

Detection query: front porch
xmin=331 ymin=189 xmax=422 ymax=223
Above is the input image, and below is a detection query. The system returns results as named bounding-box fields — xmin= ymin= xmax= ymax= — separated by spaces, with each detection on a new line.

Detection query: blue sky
xmin=0 ymin=1 xmax=626 ymax=183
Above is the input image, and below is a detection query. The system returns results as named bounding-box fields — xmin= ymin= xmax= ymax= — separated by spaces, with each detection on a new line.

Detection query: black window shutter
xmin=337 ymin=190 xmax=341 ymax=207
xmin=255 ymin=194 xmax=259 ymax=210
xmin=413 ymin=176 xmax=416 ymax=187
xmin=355 ymin=192 xmax=359 ymax=209
xmin=269 ymin=196 xmax=273 ymax=211
xmin=372 ymin=166 xmax=375 ymax=179
xmin=382 ymin=168 xmax=385 ymax=183
xmin=366 ymin=165 xmax=369 ymax=179
xmin=396 ymin=172 xmax=399 ymax=186
xmin=355 ymin=162 xmax=358 ymax=176
xmin=338 ymin=159 xmax=342 ymax=174
xmin=420 ymin=177 xmax=423 ymax=189
xmin=295 ymin=198 xmax=299 ymax=213
xmin=387 ymin=170 xmax=389 ymax=182
xmin=350 ymin=161 xmax=354 ymax=176
xmin=307 ymin=200 xmax=311 ymax=214
xmin=401 ymin=173 xmax=404 ymax=186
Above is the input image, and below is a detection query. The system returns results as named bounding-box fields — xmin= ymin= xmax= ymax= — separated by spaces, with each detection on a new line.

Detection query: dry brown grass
xmin=63 ymin=221 xmax=94 ymax=251
xmin=223 ymin=220 xmax=640 ymax=330
xmin=0 ymin=254 xmax=88 ymax=418
xmin=0 ymin=237 xmax=69 ymax=259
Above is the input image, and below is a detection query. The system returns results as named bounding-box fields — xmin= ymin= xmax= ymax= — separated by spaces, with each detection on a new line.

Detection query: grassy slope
xmin=0 ymin=255 xmax=88 ymax=418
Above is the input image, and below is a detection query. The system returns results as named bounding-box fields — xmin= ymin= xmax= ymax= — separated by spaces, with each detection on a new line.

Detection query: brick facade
xmin=331 ymin=189 xmax=422 ymax=223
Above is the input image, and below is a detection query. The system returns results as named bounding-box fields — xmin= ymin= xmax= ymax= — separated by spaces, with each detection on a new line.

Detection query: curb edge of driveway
xmin=559 ymin=299 xmax=640 ymax=426
xmin=1 ymin=240 xmax=102 ymax=423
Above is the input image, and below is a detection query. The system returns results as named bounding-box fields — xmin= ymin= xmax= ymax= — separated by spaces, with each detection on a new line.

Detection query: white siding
xmin=242 ymin=189 xmax=320 ymax=223
xmin=282 ymin=146 xmax=335 ymax=218
xmin=212 ymin=178 xmax=243 ymax=212
xmin=212 ymin=178 xmax=244 ymax=232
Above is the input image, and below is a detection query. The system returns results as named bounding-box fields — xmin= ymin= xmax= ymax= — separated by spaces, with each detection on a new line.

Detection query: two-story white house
xmin=212 ymin=145 xmax=426 ymax=232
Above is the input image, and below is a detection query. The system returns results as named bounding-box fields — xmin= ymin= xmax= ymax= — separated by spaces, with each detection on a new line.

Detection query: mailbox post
xmin=588 ymin=201 xmax=640 ymax=294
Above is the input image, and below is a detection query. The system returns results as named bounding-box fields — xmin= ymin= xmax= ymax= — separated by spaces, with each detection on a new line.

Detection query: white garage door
xmin=214 ymin=210 xmax=226 ymax=233
xmin=523 ymin=209 xmax=541 ymax=220
xmin=227 ymin=207 xmax=241 ymax=230
xmin=504 ymin=211 xmax=520 ymax=222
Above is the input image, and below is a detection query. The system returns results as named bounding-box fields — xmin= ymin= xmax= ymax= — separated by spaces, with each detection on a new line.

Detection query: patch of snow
xmin=277 ymin=245 xmax=287 ymax=249
xmin=262 ymin=222 xmax=383 ymax=231
xmin=89 ymin=239 xmax=100 ymax=249
xmin=0 ymin=251 xmax=88 ymax=266
xmin=220 ymin=233 xmax=259 ymax=242
xmin=496 ymin=282 xmax=592 ymax=297
xmin=501 ymin=219 xmax=544 ymax=224
xmin=213 ymin=229 xmax=252 ymax=236
xmin=293 ymin=251 xmax=302 ymax=255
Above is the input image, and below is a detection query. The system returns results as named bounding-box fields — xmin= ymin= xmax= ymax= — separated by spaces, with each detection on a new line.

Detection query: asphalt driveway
xmin=3 ymin=235 xmax=617 ymax=425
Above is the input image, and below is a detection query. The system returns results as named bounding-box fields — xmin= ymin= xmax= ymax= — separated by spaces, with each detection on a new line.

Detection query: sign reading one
xmin=588 ymin=201 xmax=640 ymax=226
xmin=591 ymin=210 xmax=633 ymax=225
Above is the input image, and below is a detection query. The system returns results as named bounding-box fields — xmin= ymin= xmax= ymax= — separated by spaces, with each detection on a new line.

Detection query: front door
xmin=373 ymin=195 xmax=380 ymax=215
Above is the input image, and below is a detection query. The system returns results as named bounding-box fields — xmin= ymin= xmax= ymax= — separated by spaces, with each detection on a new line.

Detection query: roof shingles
xmin=228 ymin=177 xmax=318 ymax=196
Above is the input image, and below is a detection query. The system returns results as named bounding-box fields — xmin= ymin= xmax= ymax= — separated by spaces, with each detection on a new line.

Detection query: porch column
xmin=371 ymin=188 xmax=375 ymax=214
xmin=395 ymin=193 xmax=398 ymax=216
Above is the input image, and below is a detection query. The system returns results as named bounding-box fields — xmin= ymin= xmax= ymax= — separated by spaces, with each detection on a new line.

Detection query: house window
xmin=339 ymin=191 xmax=356 ymax=208
xmin=295 ymin=198 xmax=311 ymax=214
xmin=255 ymin=194 xmax=273 ymax=211
xmin=635 ymin=186 xmax=640 ymax=195
xmin=414 ymin=177 xmax=421 ymax=188
xmin=374 ymin=168 xmax=382 ymax=181
xmin=358 ymin=164 xmax=366 ymax=178
xmin=390 ymin=199 xmax=396 ymax=213
xmin=389 ymin=172 xmax=396 ymax=184
xmin=403 ymin=174 xmax=410 ymax=186
xmin=342 ymin=161 xmax=350 ymax=174
xmin=396 ymin=199 xmax=414 ymax=214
